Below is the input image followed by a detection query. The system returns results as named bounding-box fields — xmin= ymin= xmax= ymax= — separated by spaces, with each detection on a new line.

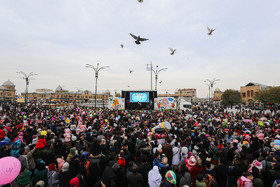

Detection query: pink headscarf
xmin=248 ymin=160 xmax=262 ymax=173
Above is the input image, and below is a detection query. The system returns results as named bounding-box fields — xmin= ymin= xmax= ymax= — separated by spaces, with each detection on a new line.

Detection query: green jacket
xmin=196 ymin=180 xmax=207 ymax=187
xmin=16 ymin=170 xmax=32 ymax=186
xmin=34 ymin=168 xmax=48 ymax=185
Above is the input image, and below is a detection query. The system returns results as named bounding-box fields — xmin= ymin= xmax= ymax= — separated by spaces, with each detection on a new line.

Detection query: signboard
xmin=154 ymin=97 xmax=176 ymax=110
xmin=108 ymin=97 xmax=125 ymax=110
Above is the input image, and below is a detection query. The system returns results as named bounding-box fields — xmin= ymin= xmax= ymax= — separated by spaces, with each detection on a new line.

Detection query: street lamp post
xmin=205 ymin=83 xmax=211 ymax=102
xmin=86 ymin=63 xmax=109 ymax=108
xmin=146 ymin=62 xmax=153 ymax=90
xmin=147 ymin=64 xmax=167 ymax=91
xmin=17 ymin=71 xmax=38 ymax=103
xmin=204 ymin=78 xmax=220 ymax=102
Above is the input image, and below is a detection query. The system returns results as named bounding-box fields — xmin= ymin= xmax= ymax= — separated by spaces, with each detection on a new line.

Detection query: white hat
xmin=61 ymin=162 xmax=70 ymax=172
xmin=181 ymin=147 xmax=188 ymax=155
xmin=72 ymin=135 xmax=77 ymax=141
xmin=187 ymin=156 xmax=197 ymax=167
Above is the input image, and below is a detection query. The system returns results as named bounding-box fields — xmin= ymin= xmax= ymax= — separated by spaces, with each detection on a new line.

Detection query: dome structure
xmin=104 ymin=89 xmax=110 ymax=94
xmin=56 ymin=85 xmax=63 ymax=91
xmin=214 ymin=88 xmax=221 ymax=92
xmin=3 ymin=79 xmax=15 ymax=86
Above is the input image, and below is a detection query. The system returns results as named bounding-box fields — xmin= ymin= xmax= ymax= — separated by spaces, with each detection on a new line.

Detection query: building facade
xmin=213 ymin=88 xmax=223 ymax=102
xmin=0 ymin=80 xmax=16 ymax=102
xmin=240 ymin=82 xmax=270 ymax=105
xmin=21 ymin=85 xmax=112 ymax=106
xmin=158 ymin=88 xmax=196 ymax=102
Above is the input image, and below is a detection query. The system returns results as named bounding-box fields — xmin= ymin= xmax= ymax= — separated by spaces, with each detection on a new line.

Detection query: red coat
xmin=35 ymin=138 xmax=47 ymax=149
xmin=190 ymin=164 xmax=203 ymax=185
xmin=0 ymin=129 xmax=5 ymax=138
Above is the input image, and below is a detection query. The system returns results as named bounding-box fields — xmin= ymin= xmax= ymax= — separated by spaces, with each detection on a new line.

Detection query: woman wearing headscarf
xmin=162 ymin=170 xmax=176 ymax=187
xmin=148 ymin=166 xmax=162 ymax=187
xmin=34 ymin=160 xmax=48 ymax=186
xmin=59 ymin=162 xmax=74 ymax=187
xmin=47 ymin=163 xmax=59 ymax=187
xmin=66 ymin=147 xmax=76 ymax=162
xmin=172 ymin=141 xmax=180 ymax=168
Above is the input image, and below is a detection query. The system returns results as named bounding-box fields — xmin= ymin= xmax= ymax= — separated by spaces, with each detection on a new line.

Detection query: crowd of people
xmin=1 ymin=102 xmax=280 ymax=187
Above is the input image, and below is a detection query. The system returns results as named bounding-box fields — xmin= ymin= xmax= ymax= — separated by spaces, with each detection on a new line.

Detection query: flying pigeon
xmin=120 ymin=44 xmax=124 ymax=48
xmin=129 ymin=69 xmax=133 ymax=74
xmin=169 ymin=48 xmax=176 ymax=55
xmin=207 ymin=27 xmax=215 ymax=35
xmin=159 ymin=81 xmax=162 ymax=84
xmin=130 ymin=33 xmax=149 ymax=45
xmin=138 ymin=0 xmax=143 ymax=2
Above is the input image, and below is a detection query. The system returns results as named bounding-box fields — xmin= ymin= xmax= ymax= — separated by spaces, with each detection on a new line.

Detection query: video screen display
xmin=130 ymin=92 xmax=149 ymax=103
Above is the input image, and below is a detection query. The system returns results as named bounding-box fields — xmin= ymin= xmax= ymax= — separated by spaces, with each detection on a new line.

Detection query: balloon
xmin=41 ymin=130 xmax=47 ymax=136
xmin=0 ymin=156 xmax=21 ymax=185
xmin=23 ymin=115 xmax=27 ymax=119
xmin=105 ymin=119 xmax=108 ymax=123
xmin=165 ymin=170 xmax=176 ymax=185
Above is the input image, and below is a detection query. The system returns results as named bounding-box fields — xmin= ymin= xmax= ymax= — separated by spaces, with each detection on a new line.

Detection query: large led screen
xmin=129 ymin=92 xmax=149 ymax=103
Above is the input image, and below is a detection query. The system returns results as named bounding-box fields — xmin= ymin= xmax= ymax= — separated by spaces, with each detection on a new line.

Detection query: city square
xmin=1 ymin=1 xmax=280 ymax=187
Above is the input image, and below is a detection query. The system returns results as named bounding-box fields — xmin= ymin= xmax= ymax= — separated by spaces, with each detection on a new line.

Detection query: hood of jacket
xmin=47 ymin=170 xmax=56 ymax=178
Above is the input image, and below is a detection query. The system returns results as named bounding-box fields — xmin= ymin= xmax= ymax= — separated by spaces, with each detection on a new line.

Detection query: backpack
xmin=237 ymin=177 xmax=246 ymax=187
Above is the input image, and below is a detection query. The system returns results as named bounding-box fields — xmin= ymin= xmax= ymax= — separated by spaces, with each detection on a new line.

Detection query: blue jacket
xmin=153 ymin=158 xmax=166 ymax=168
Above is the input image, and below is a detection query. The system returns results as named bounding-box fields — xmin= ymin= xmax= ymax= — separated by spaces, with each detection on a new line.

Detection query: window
xmin=251 ymin=90 xmax=254 ymax=97
xmin=242 ymin=93 xmax=246 ymax=98
xmin=247 ymin=90 xmax=250 ymax=97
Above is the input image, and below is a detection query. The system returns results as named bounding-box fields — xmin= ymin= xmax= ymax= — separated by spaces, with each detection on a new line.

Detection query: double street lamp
xmin=146 ymin=62 xmax=167 ymax=90
xmin=86 ymin=63 xmax=109 ymax=108
xmin=17 ymin=71 xmax=38 ymax=103
xmin=204 ymin=78 xmax=220 ymax=102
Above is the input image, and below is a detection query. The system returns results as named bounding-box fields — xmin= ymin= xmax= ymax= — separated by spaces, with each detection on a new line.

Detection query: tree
xmin=221 ymin=89 xmax=241 ymax=106
xmin=254 ymin=86 xmax=280 ymax=103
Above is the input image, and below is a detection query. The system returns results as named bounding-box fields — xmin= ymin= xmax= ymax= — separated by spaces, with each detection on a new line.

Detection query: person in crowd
xmin=47 ymin=163 xmax=59 ymax=187
xmin=148 ymin=165 xmax=162 ymax=187
xmin=237 ymin=171 xmax=254 ymax=187
xmin=34 ymin=160 xmax=48 ymax=186
xmin=59 ymin=162 xmax=74 ymax=187
xmin=16 ymin=165 xmax=32 ymax=187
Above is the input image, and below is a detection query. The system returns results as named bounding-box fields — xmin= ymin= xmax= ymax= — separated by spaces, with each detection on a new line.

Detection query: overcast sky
xmin=0 ymin=0 xmax=279 ymax=98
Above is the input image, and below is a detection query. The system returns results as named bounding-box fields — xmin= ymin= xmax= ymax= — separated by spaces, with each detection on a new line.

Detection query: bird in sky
xmin=129 ymin=69 xmax=133 ymax=74
xmin=169 ymin=48 xmax=176 ymax=55
xmin=207 ymin=27 xmax=215 ymax=35
xmin=120 ymin=44 xmax=124 ymax=48
xmin=159 ymin=81 xmax=162 ymax=84
xmin=138 ymin=0 xmax=143 ymax=2
xmin=130 ymin=33 xmax=149 ymax=45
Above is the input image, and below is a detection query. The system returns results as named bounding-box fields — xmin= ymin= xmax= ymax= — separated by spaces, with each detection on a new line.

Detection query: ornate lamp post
xmin=204 ymin=78 xmax=220 ymax=102
xmin=86 ymin=63 xmax=109 ymax=108
xmin=17 ymin=71 xmax=38 ymax=103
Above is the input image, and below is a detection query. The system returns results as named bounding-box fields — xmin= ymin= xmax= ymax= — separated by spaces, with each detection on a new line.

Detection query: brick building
xmin=240 ymin=82 xmax=270 ymax=105
xmin=0 ymin=80 xmax=16 ymax=102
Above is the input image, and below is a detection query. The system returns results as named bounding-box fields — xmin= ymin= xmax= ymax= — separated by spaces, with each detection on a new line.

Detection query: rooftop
xmin=2 ymin=79 xmax=15 ymax=86
xmin=245 ymin=82 xmax=270 ymax=90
